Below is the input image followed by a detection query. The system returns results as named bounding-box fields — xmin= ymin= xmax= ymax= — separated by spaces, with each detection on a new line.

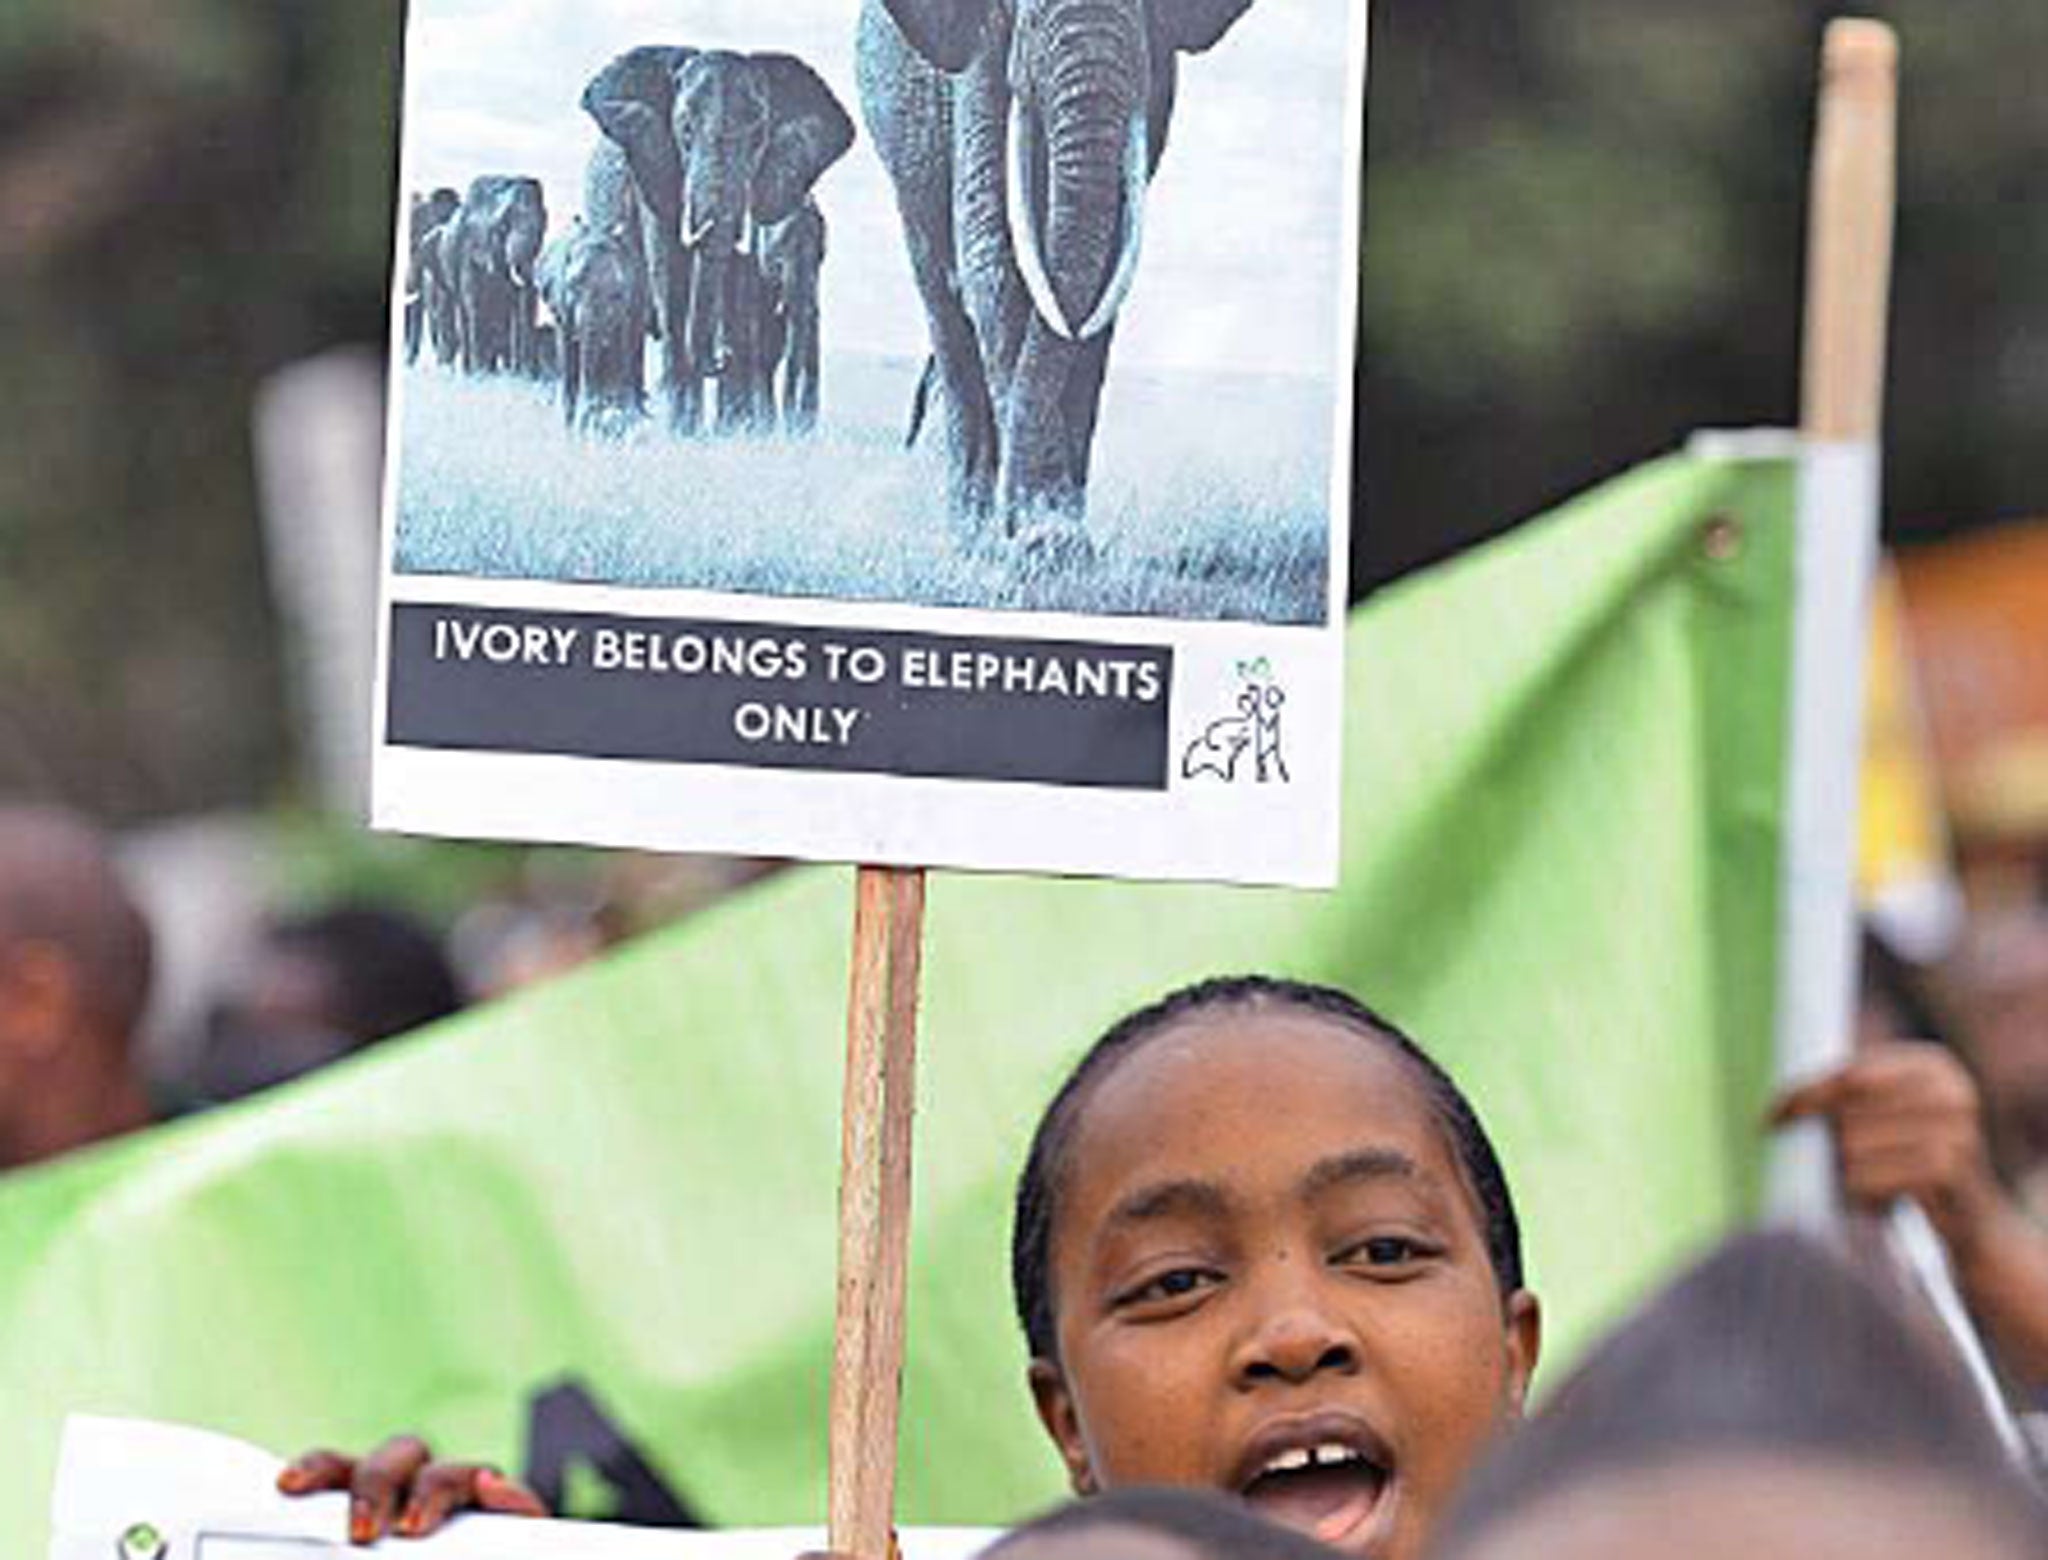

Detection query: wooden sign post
xmin=827 ymin=865 xmax=928 ymax=1560
xmin=1801 ymin=18 xmax=1897 ymax=444
xmin=1770 ymin=16 xmax=1899 ymax=1225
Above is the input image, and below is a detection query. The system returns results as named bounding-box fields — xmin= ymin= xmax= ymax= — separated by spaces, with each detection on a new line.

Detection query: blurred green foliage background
xmin=0 ymin=0 xmax=2042 ymax=819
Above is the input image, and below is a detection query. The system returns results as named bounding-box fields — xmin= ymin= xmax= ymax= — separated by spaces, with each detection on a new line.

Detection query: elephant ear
xmin=581 ymin=44 xmax=697 ymax=225
xmin=1150 ymin=0 xmax=1257 ymax=53
xmin=877 ymin=0 xmax=994 ymax=72
xmin=748 ymin=55 xmax=856 ymax=226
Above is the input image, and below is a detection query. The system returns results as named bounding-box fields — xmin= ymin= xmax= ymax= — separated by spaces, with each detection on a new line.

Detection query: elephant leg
xmin=513 ymin=293 xmax=534 ymax=377
xmin=494 ymin=292 xmax=515 ymax=373
xmin=671 ymin=365 xmax=703 ymax=432
xmin=1058 ymin=325 xmax=1115 ymax=496
xmin=790 ymin=310 xmax=820 ymax=434
xmin=477 ymin=288 xmax=500 ymax=372
xmin=627 ymin=325 xmax=649 ymax=416
xmin=1000 ymin=318 xmax=1085 ymax=533
xmin=745 ymin=271 xmax=777 ymax=434
xmin=860 ymin=1 xmax=995 ymax=526
xmin=563 ymin=331 xmax=583 ymax=430
xmin=599 ymin=330 xmax=624 ymax=422
xmin=909 ymin=233 xmax=997 ymax=527
xmin=759 ymin=307 xmax=789 ymax=433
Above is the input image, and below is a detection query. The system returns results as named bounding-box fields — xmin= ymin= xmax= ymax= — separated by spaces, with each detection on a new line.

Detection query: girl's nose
xmin=1232 ymin=1292 xmax=1362 ymax=1388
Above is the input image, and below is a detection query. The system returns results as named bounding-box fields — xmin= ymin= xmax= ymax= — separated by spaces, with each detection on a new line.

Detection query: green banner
xmin=0 ymin=446 xmax=1795 ymax=1550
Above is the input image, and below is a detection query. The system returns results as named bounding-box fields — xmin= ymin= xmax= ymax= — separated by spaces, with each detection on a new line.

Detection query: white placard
xmin=371 ymin=0 xmax=1369 ymax=887
xmin=51 ymin=1417 xmax=997 ymax=1560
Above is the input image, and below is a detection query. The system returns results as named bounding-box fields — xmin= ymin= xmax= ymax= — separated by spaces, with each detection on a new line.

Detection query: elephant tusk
xmin=1007 ymin=96 xmax=1078 ymax=341
xmin=683 ymin=212 xmax=717 ymax=248
xmin=1075 ymin=112 xmax=1149 ymax=341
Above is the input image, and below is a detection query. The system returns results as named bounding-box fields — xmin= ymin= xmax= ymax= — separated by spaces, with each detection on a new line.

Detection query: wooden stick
xmin=1770 ymin=17 xmax=1901 ymax=1227
xmin=828 ymin=865 xmax=927 ymax=1560
xmin=1801 ymin=18 xmax=1898 ymax=441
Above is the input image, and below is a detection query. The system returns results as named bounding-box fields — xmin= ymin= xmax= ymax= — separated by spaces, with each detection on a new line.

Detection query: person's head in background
xmin=1013 ymin=975 xmax=1539 ymax=1560
xmin=188 ymin=902 xmax=463 ymax=1103
xmin=985 ymin=1486 xmax=1344 ymax=1560
xmin=0 ymin=804 xmax=155 ymax=1168
xmin=1427 ymin=1229 xmax=2044 ymax=1560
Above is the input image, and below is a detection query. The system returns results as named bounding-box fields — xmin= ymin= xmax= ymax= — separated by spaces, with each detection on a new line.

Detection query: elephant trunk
xmin=509 ymin=243 xmax=539 ymax=291
xmin=646 ymin=222 xmax=682 ymax=350
xmin=687 ymin=247 xmax=734 ymax=376
xmin=1008 ymin=0 xmax=1150 ymax=343
xmin=679 ymin=139 xmax=755 ymax=376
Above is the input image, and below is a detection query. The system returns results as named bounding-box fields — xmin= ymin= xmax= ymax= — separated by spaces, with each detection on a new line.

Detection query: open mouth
xmin=1236 ymin=1434 xmax=1392 ymax=1548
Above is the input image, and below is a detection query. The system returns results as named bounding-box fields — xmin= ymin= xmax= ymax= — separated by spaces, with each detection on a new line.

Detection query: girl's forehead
xmin=1063 ymin=1009 xmax=1451 ymax=1192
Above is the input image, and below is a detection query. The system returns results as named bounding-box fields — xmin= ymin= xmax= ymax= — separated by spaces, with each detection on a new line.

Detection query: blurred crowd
xmin=0 ymin=800 xmax=778 ymax=1165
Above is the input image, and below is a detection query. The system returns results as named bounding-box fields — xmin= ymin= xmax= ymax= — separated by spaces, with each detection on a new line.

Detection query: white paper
xmin=369 ymin=0 xmax=1370 ymax=888
xmin=51 ymin=1417 xmax=996 ymax=1560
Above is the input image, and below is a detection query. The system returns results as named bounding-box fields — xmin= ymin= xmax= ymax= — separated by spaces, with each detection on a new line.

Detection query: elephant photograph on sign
xmin=580 ymin=44 xmax=855 ymax=435
xmin=757 ymin=197 xmax=827 ymax=434
xmin=386 ymin=0 xmax=1357 ymax=626
xmin=538 ymin=216 xmax=650 ymax=432
xmin=403 ymin=187 xmax=461 ymax=366
xmin=857 ymin=0 xmax=1260 ymax=550
xmin=448 ymin=175 xmax=550 ymax=378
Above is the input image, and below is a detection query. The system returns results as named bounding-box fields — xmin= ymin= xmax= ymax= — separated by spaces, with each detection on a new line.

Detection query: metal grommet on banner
xmin=1700 ymin=513 xmax=1745 ymax=562
xmin=117 ymin=1521 xmax=166 ymax=1560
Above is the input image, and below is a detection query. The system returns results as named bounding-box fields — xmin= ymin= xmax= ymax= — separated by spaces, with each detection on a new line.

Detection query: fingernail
xmin=351 ymin=1501 xmax=374 ymax=1545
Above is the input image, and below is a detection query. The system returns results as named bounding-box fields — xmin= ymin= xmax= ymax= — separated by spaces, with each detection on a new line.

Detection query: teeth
xmin=1262 ymin=1442 xmax=1364 ymax=1476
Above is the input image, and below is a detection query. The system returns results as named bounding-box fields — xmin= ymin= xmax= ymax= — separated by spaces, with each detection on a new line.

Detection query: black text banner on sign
xmin=386 ymin=606 xmax=1173 ymax=788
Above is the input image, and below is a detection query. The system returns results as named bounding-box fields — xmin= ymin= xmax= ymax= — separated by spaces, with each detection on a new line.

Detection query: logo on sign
xmin=1181 ymin=658 xmax=1290 ymax=785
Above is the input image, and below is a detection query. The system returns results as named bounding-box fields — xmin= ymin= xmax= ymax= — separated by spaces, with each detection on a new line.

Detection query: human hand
xmin=1771 ymin=1038 xmax=2006 ymax=1254
xmin=276 ymin=1435 xmax=548 ymax=1543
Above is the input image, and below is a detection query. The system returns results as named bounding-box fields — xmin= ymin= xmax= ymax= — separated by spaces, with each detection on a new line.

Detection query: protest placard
xmin=372 ymin=0 xmax=1369 ymax=889
xmin=49 ymin=1418 xmax=995 ymax=1560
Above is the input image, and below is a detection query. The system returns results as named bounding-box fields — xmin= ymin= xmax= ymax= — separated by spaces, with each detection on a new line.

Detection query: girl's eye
xmin=1339 ymin=1235 xmax=1432 ymax=1269
xmin=1120 ymin=1267 xmax=1220 ymax=1307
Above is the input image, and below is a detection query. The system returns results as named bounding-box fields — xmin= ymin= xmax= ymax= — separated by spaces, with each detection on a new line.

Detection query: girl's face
xmin=1029 ymin=1009 xmax=1540 ymax=1560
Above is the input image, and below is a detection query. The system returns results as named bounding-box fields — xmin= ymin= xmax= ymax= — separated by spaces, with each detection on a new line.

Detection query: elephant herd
xmin=403 ymin=43 xmax=845 ymax=439
xmin=403 ymin=0 xmax=1265 ymax=548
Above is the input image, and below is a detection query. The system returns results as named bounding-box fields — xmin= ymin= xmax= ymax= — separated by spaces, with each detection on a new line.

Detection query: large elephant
xmin=857 ymin=0 xmax=1258 ymax=545
xmin=581 ymin=45 xmax=854 ymax=435
xmin=539 ymin=218 xmax=650 ymax=432
xmin=448 ymin=174 xmax=549 ymax=377
xmin=403 ymin=187 xmax=461 ymax=365
xmin=584 ymin=140 xmax=653 ymax=407
xmin=758 ymin=197 xmax=827 ymax=434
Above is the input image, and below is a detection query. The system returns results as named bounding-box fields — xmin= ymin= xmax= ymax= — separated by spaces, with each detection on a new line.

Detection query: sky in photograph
xmin=399 ymin=0 xmax=1362 ymax=378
